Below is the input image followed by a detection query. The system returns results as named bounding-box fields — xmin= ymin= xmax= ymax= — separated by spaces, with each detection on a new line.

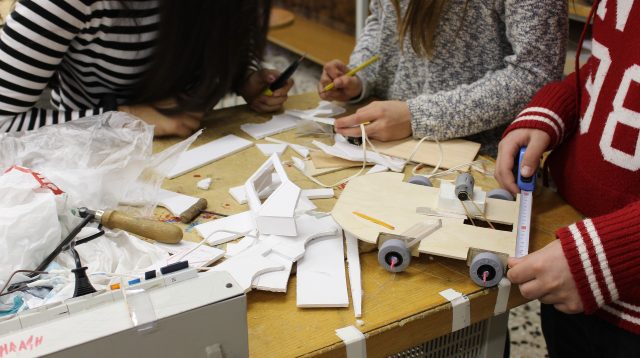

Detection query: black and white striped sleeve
xmin=0 ymin=0 xmax=101 ymax=133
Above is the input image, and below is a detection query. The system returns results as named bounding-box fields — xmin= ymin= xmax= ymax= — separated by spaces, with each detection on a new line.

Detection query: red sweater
xmin=503 ymin=0 xmax=640 ymax=334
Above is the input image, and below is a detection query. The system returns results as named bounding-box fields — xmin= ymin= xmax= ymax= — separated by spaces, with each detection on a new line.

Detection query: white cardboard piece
xmin=155 ymin=240 xmax=225 ymax=268
xmin=194 ymin=211 xmax=255 ymax=245
xmin=256 ymin=143 xmax=288 ymax=156
xmin=345 ymin=232 xmax=363 ymax=318
xmin=168 ymin=134 xmax=253 ymax=178
xmin=261 ymin=214 xmax=339 ymax=261
xmin=313 ymin=135 xmax=405 ymax=172
xmin=252 ymin=252 xmax=294 ymax=292
xmin=240 ymin=114 xmax=299 ymax=140
xmin=296 ymin=233 xmax=349 ymax=308
xmin=212 ymin=242 xmax=283 ymax=292
xmin=245 ymin=154 xmax=302 ymax=236
xmin=229 ymin=184 xmax=332 ymax=205
xmin=224 ymin=235 xmax=257 ymax=257
xmin=264 ymin=137 xmax=311 ymax=158
xmin=157 ymin=189 xmax=199 ymax=217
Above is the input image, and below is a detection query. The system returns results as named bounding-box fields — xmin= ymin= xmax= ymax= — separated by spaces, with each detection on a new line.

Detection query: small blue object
xmin=516 ymin=147 xmax=536 ymax=192
xmin=128 ymin=278 xmax=141 ymax=286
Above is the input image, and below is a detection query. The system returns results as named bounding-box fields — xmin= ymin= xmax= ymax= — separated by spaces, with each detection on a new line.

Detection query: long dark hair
xmin=130 ymin=0 xmax=271 ymax=113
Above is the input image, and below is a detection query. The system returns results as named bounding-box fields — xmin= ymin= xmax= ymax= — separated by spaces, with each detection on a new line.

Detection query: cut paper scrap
xmin=313 ymin=135 xmax=405 ymax=172
xmin=370 ymin=137 xmax=480 ymax=170
xmin=168 ymin=134 xmax=253 ymax=178
xmin=256 ymin=143 xmax=287 ymax=156
xmin=241 ymin=113 xmax=299 ymax=140
xmin=196 ymin=177 xmax=212 ymax=190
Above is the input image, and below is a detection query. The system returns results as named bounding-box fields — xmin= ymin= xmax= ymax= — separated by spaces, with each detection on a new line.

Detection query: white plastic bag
xmin=0 ymin=167 xmax=64 ymax=287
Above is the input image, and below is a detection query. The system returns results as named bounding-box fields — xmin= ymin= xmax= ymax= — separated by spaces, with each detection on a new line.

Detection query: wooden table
xmin=154 ymin=92 xmax=583 ymax=358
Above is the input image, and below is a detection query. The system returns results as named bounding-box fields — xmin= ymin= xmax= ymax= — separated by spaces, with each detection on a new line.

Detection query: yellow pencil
xmin=352 ymin=211 xmax=395 ymax=230
xmin=321 ymin=54 xmax=380 ymax=93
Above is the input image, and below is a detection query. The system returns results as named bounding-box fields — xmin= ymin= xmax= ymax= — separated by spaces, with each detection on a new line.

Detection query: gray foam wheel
xmin=469 ymin=252 xmax=504 ymax=287
xmin=378 ymin=239 xmax=411 ymax=273
xmin=487 ymin=188 xmax=515 ymax=201
xmin=408 ymin=175 xmax=432 ymax=187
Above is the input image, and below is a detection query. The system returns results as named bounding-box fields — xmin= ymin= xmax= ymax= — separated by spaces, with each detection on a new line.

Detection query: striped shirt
xmin=0 ymin=0 xmax=159 ymax=132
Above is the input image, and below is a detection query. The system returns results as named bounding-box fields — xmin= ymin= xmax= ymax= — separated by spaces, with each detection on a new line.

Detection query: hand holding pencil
xmin=318 ymin=55 xmax=379 ymax=102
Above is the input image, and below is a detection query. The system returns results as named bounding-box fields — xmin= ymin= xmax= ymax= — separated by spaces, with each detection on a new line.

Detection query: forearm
xmin=556 ymin=201 xmax=640 ymax=313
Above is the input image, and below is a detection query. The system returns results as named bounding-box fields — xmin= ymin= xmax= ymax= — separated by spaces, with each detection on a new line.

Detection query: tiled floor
xmin=256 ymin=45 xmax=549 ymax=358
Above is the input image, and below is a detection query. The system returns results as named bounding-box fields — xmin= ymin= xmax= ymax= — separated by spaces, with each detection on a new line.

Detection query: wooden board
xmin=267 ymin=15 xmax=355 ymax=65
xmin=269 ymin=7 xmax=295 ymax=29
xmin=370 ymin=138 xmax=481 ymax=170
xmin=331 ymin=172 xmax=518 ymax=260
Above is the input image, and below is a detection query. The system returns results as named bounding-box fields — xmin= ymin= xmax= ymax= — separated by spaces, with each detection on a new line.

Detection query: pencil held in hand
xmin=321 ymin=55 xmax=380 ymax=93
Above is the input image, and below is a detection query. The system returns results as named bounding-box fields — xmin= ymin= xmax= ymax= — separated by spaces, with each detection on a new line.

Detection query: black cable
xmin=30 ymin=214 xmax=95 ymax=275
xmin=74 ymin=225 xmax=105 ymax=246
xmin=0 ymin=270 xmax=48 ymax=297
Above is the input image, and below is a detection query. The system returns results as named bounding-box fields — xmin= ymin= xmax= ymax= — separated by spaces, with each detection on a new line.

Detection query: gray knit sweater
xmin=351 ymin=0 xmax=567 ymax=151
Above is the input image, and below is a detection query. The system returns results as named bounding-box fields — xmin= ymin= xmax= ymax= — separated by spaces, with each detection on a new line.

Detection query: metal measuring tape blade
xmin=515 ymin=147 xmax=536 ymax=258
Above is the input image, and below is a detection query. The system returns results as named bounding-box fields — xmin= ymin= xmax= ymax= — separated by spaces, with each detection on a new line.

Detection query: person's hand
xmin=334 ymin=100 xmax=412 ymax=142
xmin=495 ymin=128 xmax=551 ymax=194
xmin=508 ymin=240 xmax=584 ymax=313
xmin=119 ymin=103 xmax=203 ymax=138
xmin=241 ymin=69 xmax=293 ymax=113
xmin=318 ymin=60 xmax=363 ymax=102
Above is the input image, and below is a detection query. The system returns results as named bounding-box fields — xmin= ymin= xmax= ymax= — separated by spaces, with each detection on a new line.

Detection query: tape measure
xmin=515 ymin=147 xmax=535 ymax=258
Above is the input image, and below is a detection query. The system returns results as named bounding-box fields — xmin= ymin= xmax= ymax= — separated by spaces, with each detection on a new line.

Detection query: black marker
xmin=262 ymin=54 xmax=306 ymax=96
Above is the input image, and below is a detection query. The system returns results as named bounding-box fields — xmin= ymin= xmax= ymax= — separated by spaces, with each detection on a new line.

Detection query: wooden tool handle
xmin=101 ymin=210 xmax=183 ymax=244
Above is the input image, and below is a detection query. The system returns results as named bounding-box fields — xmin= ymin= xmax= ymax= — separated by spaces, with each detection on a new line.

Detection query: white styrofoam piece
xmin=224 ymin=234 xmax=257 ymax=257
xmin=296 ymin=233 xmax=349 ymax=308
xmin=212 ymin=242 xmax=283 ymax=292
xmin=256 ymin=143 xmax=288 ymax=156
xmin=245 ymin=154 xmax=302 ymax=237
xmin=229 ymin=185 xmax=331 ymax=205
xmin=262 ymin=214 xmax=340 ymax=261
xmin=168 ymin=134 xmax=253 ymax=178
xmin=335 ymin=325 xmax=367 ymax=358
xmin=303 ymin=117 xmax=336 ymax=126
xmin=292 ymin=156 xmax=306 ymax=171
xmin=295 ymin=196 xmax=317 ymax=213
xmin=194 ymin=211 xmax=255 ymax=245
xmin=196 ymin=177 xmax=212 ymax=190
xmin=437 ymin=182 xmax=486 ymax=216
xmin=302 ymin=188 xmax=334 ymax=200
xmin=252 ymin=252 xmax=293 ymax=292
xmin=366 ymin=164 xmax=389 ymax=175
xmin=157 ymin=189 xmax=199 ymax=217
xmin=264 ymin=137 xmax=311 ymax=158
xmin=345 ymin=232 xmax=363 ymax=318
xmin=228 ymin=174 xmax=281 ymax=205
xmin=313 ymin=135 xmax=405 ymax=172
xmin=240 ymin=113 xmax=299 ymax=140
xmin=154 ymin=240 xmax=224 ymax=268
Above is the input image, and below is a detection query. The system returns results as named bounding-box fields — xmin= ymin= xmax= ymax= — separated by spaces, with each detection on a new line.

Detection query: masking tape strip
xmin=494 ymin=278 xmax=511 ymax=315
xmin=439 ymin=288 xmax=470 ymax=332
xmin=335 ymin=325 xmax=367 ymax=358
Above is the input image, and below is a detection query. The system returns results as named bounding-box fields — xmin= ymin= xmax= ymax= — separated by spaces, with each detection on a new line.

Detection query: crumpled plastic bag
xmin=0 ymin=111 xmax=198 ymax=217
xmin=0 ymin=167 xmax=64 ymax=287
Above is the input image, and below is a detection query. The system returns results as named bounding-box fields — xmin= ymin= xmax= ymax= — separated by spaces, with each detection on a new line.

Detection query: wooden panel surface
xmin=153 ymin=92 xmax=584 ymax=358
